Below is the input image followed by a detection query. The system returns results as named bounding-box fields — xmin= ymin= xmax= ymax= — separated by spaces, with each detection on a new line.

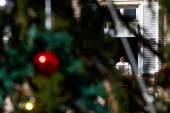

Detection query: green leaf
xmin=3 ymin=79 xmax=13 ymax=95
xmin=0 ymin=67 xmax=7 ymax=79
xmin=0 ymin=95 xmax=3 ymax=107
xmin=28 ymin=25 xmax=38 ymax=40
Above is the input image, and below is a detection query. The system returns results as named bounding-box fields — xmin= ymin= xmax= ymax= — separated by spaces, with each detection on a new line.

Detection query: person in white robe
xmin=115 ymin=56 xmax=132 ymax=75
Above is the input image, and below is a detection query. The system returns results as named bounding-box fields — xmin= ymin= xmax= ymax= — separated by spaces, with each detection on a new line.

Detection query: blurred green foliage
xmin=0 ymin=0 xmax=170 ymax=113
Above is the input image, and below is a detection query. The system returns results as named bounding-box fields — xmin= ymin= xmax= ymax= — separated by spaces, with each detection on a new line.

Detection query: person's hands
xmin=124 ymin=66 xmax=129 ymax=70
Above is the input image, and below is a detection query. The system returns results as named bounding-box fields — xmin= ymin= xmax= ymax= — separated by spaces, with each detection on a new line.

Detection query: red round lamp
xmin=33 ymin=51 xmax=59 ymax=77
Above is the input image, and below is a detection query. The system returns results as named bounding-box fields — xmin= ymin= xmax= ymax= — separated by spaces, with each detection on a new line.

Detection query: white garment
xmin=115 ymin=62 xmax=132 ymax=75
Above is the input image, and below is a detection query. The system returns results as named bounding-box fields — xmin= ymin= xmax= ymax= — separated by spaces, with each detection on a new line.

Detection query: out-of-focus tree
xmin=0 ymin=0 xmax=170 ymax=113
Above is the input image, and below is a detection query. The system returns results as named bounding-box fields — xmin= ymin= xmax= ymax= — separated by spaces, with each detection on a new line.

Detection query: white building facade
xmin=100 ymin=0 xmax=164 ymax=76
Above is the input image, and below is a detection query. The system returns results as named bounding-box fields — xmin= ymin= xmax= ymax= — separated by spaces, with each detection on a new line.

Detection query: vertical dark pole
xmin=45 ymin=0 xmax=52 ymax=112
xmin=47 ymin=79 xmax=52 ymax=113
xmin=0 ymin=25 xmax=5 ymax=57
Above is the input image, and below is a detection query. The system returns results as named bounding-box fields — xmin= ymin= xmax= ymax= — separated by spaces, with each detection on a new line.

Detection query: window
xmin=116 ymin=8 xmax=137 ymax=20
xmin=124 ymin=8 xmax=136 ymax=19
xmin=104 ymin=8 xmax=138 ymax=37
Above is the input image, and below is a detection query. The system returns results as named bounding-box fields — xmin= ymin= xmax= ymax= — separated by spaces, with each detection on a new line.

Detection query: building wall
xmin=98 ymin=0 xmax=155 ymax=6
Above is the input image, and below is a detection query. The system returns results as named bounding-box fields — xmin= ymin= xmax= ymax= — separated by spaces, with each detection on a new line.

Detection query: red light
xmin=33 ymin=51 xmax=60 ymax=76
xmin=39 ymin=56 xmax=46 ymax=63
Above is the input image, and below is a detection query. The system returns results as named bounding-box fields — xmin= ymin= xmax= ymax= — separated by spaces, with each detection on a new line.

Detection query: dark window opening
xmin=124 ymin=9 xmax=136 ymax=19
